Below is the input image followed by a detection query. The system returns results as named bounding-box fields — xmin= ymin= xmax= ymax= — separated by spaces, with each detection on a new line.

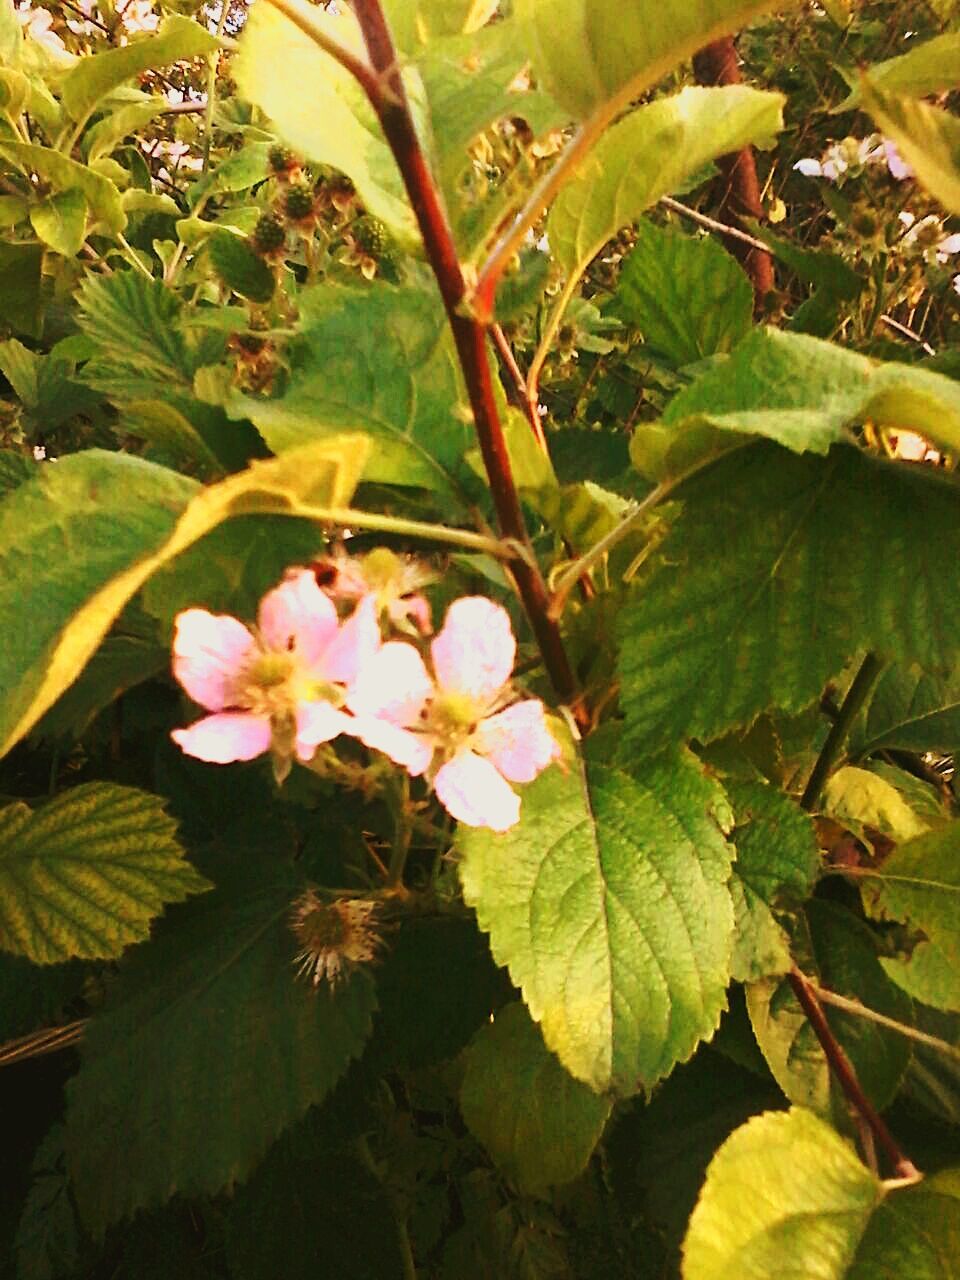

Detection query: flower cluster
xmin=170 ymin=563 xmax=560 ymax=831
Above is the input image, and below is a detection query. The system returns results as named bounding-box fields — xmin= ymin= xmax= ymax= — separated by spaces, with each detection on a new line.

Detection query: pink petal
xmin=294 ymin=701 xmax=356 ymax=755
xmin=351 ymin=715 xmax=434 ymax=776
xmin=475 ymin=700 xmax=560 ymax=783
xmin=431 ymin=597 xmax=516 ymax=706
xmin=258 ymin=569 xmax=338 ymax=665
xmin=171 ymin=712 xmax=271 ymax=762
xmin=315 ymin=594 xmax=381 ymax=686
xmin=346 ymin=641 xmax=433 ymax=727
xmin=389 ymin=594 xmax=432 ymax=635
xmin=172 ymin=609 xmax=257 ymax=711
xmin=434 ymin=750 xmax=521 ymax=832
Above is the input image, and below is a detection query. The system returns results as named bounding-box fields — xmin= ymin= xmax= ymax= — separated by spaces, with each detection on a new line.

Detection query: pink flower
xmin=313 ymin=547 xmax=434 ymax=636
xmin=347 ymin=597 xmax=559 ymax=832
xmin=171 ymin=569 xmax=380 ymax=777
xmin=883 ymin=139 xmax=913 ymax=182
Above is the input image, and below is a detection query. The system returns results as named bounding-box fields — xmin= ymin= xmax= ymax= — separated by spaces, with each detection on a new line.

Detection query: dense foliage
xmin=2 ymin=0 xmax=960 ymax=1275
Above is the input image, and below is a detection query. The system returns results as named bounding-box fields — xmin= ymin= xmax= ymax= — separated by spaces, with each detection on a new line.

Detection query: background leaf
xmin=65 ymin=847 xmax=377 ymax=1233
xmin=860 ymin=84 xmax=960 ymax=214
xmin=460 ymin=1002 xmax=612 ymax=1194
xmin=0 ymin=783 xmax=209 ymax=965
xmin=850 ymin=662 xmax=960 ymax=760
xmin=28 ymin=189 xmax=87 ymax=258
xmin=681 ymin=1108 xmax=882 ymax=1279
xmin=458 ymin=732 xmax=735 ymax=1094
xmin=547 ymin=86 xmax=783 ymax=313
xmin=726 ymin=781 xmax=820 ymax=983
xmin=847 ymin=1168 xmax=960 ymax=1279
xmin=618 ymin=443 xmax=960 ymax=752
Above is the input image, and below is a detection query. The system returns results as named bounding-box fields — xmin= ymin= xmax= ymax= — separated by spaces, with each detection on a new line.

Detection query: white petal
xmin=347 ymin=641 xmax=433 ymax=726
xmin=351 ymin=715 xmax=434 ymax=776
xmin=431 ymin=597 xmax=515 ymax=705
xmin=258 ymin=569 xmax=338 ymax=665
xmin=434 ymin=750 xmax=520 ymax=832
xmin=172 ymin=609 xmax=257 ymax=711
xmin=294 ymin=701 xmax=356 ymax=754
xmin=171 ymin=713 xmax=271 ymax=763
xmin=316 ymin=594 xmax=381 ymax=686
xmin=475 ymin=700 xmax=560 ymax=783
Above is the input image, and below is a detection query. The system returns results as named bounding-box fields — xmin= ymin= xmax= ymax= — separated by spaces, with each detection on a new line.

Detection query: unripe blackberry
xmin=252 ymin=212 xmax=286 ymax=257
xmin=283 ymin=184 xmax=316 ymax=224
xmin=268 ymin=145 xmax=300 ymax=177
xmin=352 ymin=215 xmax=389 ymax=257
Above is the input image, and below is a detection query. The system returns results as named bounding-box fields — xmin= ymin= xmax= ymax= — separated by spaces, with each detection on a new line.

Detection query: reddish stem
xmin=692 ymin=37 xmax=774 ymax=308
xmin=788 ymin=967 xmax=919 ymax=1180
xmin=350 ymin=0 xmax=583 ymax=718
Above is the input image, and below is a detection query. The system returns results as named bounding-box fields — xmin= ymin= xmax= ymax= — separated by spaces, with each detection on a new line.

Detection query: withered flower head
xmin=290 ymin=891 xmax=382 ymax=988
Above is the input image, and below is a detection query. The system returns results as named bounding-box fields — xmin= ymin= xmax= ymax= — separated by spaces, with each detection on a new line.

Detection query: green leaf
xmin=28 ymin=188 xmax=87 ymax=258
xmin=516 ymin=0 xmax=800 ymax=121
xmin=461 ymin=1001 xmax=611 ymax=1194
xmin=207 ymin=229 xmax=275 ymax=304
xmin=848 ymin=1168 xmax=960 ymax=1279
xmin=0 ymin=0 xmax=21 ymax=66
xmin=60 ymin=16 xmax=218 ymax=124
xmin=120 ymin=400 xmax=225 ymax=480
xmin=0 ymin=435 xmax=368 ymax=759
xmin=681 ymin=1108 xmax=882 ymax=1279
xmin=225 ymin=1129 xmax=403 ymax=1280
xmin=548 ymin=85 xmax=783 ymax=310
xmin=15 ymin=1125 xmax=80 ymax=1280
xmin=860 ymin=820 xmax=960 ymax=1012
xmin=0 ymin=142 xmax=125 ymax=234
xmin=851 ymin=662 xmax=960 ymax=760
xmin=823 ymin=765 xmax=930 ymax=843
xmin=234 ymin=0 xmax=419 ymax=247
xmin=0 ymin=783 xmax=210 ymax=965
xmin=228 ymin=282 xmax=471 ymax=495
xmin=726 ymin=781 xmax=820 ymax=983
xmin=0 ymin=241 xmax=43 ymax=338
xmin=661 ymin=327 xmax=960 ymax=456
xmin=83 ymin=98 xmax=167 ymax=163
xmin=746 ymin=970 xmax=831 ymax=1113
xmin=75 ymin=270 xmax=192 ymax=399
xmin=616 ymin=219 xmax=753 ymax=367
xmin=64 ymin=849 xmax=377 ymax=1232
xmin=618 ymin=443 xmax=960 ymax=752
xmin=458 ymin=730 xmax=735 ymax=1094
xmin=860 ymin=84 xmax=960 ymax=215
xmin=841 ymin=33 xmax=960 ymax=110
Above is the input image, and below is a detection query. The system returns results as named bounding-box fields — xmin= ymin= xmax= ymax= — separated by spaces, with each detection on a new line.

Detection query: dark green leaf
xmin=460 ymin=1002 xmax=611 ymax=1194
xmin=851 ymin=662 xmax=960 ymax=759
xmin=848 ymin=1168 xmax=960 ymax=1279
xmin=618 ymin=444 xmax=960 ymax=751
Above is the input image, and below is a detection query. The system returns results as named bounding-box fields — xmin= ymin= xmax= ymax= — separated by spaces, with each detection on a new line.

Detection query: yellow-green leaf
xmin=860 ymin=83 xmax=960 ymax=214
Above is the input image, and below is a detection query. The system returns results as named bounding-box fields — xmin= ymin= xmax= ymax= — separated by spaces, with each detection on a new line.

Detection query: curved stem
xmin=260 ymin=0 xmax=381 ymax=100
xmin=288 ymin=503 xmax=527 ymax=559
xmin=788 ymin=966 xmax=919 ymax=1180
xmin=201 ymin=0 xmax=232 ymax=173
xmin=813 ymin=984 xmax=960 ymax=1064
xmin=800 ymin=652 xmax=883 ymax=811
xmin=350 ymin=0 xmax=584 ymax=721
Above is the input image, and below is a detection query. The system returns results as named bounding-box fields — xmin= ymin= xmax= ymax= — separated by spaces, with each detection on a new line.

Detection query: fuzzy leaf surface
xmin=516 ymin=0 xmax=800 ymax=121
xmin=726 ymin=781 xmax=820 ymax=982
xmin=0 ymin=437 xmax=368 ymax=758
xmin=660 ymin=327 xmax=960 ymax=455
xmin=860 ymin=84 xmax=960 ymax=214
xmin=618 ymin=443 xmax=960 ymax=751
xmin=458 ymin=732 xmax=735 ymax=1094
xmin=548 ymin=86 xmax=782 ymax=305
xmin=460 ymin=1002 xmax=612 ymax=1194
xmin=0 ymin=783 xmax=208 ymax=965
xmin=229 ymin=283 xmax=470 ymax=494
xmin=681 ymin=1108 xmax=882 ymax=1279
xmin=65 ymin=850 xmax=376 ymax=1233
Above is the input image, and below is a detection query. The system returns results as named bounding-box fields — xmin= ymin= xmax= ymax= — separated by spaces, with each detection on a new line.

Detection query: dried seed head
xmin=290 ymin=891 xmax=382 ymax=988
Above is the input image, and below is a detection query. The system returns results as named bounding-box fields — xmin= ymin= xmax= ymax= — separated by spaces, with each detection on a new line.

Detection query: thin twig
xmin=813 ymin=984 xmax=960 ymax=1063
xmin=788 ymin=967 xmax=920 ymax=1180
xmin=0 ymin=1018 xmax=87 ymax=1068
xmin=659 ymin=195 xmax=772 ymax=255
xmin=491 ymin=323 xmax=547 ymax=450
xmin=800 ymin=652 xmax=883 ymax=811
xmin=880 ymin=314 xmax=936 ymax=356
xmin=202 ymin=1 xmax=231 ymax=172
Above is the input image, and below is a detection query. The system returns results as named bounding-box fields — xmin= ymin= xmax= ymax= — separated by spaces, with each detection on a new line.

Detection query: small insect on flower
xmin=291 ymin=891 xmax=382 ymax=988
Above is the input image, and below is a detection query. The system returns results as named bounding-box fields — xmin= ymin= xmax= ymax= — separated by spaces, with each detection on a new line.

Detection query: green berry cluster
xmin=252 ymin=212 xmax=287 ymax=257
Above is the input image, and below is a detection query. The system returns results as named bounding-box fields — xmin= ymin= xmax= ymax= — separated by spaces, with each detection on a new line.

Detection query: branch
xmin=813 ymin=984 xmax=960 ymax=1064
xmin=788 ymin=967 xmax=920 ymax=1180
xmin=659 ymin=195 xmax=772 ymax=255
xmin=800 ymin=652 xmax=883 ymax=811
xmin=350 ymin=0 xmax=584 ymax=720
xmin=692 ymin=36 xmax=774 ymax=307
